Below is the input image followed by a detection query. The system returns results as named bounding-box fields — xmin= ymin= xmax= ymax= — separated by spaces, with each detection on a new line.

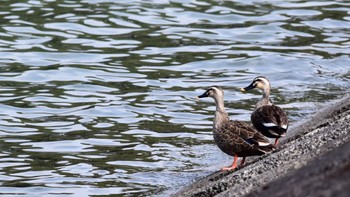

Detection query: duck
xmin=197 ymin=86 xmax=275 ymax=171
xmin=241 ymin=76 xmax=289 ymax=145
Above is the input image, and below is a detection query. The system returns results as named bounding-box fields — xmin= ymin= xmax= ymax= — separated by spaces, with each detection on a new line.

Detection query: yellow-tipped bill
xmin=241 ymin=82 xmax=256 ymax=92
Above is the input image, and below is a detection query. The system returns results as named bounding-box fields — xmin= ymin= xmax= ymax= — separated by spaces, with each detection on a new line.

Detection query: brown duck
xmin=241 ymin=76 xmax=289 ymax=145
xmin=197 ymin=86 xmax=275 ymax=171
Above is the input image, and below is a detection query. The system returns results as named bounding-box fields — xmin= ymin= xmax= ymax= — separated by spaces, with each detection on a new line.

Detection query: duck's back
xmin=251 ymin=105 xmax=288 ymax=138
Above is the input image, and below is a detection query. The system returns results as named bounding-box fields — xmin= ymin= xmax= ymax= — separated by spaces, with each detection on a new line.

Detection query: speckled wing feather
xmin=229 ymin=120 xmax=271 ymax=145
xmin=251 ymin=105 xmax=289 ymax=138
xmin=213 ymin=120 xmax=273 ymax=157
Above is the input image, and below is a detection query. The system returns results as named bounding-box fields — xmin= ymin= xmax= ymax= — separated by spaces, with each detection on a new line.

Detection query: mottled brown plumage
xmin=241 ymin=76 xmax=289 ymax=145
xmin=197 ymin=86 xmax=275 ymax=171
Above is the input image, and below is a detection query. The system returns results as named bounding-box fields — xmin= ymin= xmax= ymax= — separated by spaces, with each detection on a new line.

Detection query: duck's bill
xmin=241 ymin=83 xmax=255 ymax=92
xmin=197 ymin=92 xmax=208 ymax=98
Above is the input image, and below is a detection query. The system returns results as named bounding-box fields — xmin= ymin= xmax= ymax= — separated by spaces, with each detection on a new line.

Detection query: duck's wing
xmin=229 ymin=121 xmax=271 ymax=147
xmin=215 ymin=121 xmax=274 ymax=156
xmin=252 ymin=105 xmax=289 ymax=137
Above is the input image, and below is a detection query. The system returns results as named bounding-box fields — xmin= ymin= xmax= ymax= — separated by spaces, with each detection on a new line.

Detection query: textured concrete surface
xmin=247 ymin=141 xmax=350 ymax=197
xmin=171 ymin=95 xmax=350 ymax=197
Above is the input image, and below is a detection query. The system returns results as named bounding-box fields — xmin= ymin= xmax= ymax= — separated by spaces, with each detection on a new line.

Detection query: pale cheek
xmin=256 ymin=83 xmax=264 ymax=89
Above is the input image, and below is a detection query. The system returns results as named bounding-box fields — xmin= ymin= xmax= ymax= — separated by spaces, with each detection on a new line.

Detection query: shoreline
xmin=171 ymin=95 xmax=350 ymax=197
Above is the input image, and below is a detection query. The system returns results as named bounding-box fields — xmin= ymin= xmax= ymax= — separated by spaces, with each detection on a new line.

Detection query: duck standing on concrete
xmin=241 ymin=76 xmax=289 ymax=145
xmin=197 ymin=86 xmax=275 ymax=171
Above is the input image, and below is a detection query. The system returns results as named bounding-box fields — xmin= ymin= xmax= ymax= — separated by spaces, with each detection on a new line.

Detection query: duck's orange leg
xmin=274 ymin=138 xmax=279 ymax=145
xmin=221 ymin=154 xmax=238 ymax=171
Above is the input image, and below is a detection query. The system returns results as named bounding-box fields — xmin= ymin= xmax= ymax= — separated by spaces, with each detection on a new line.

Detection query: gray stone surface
xmin=171 ymin=95 xmax=350 ymax=197
xmin=247 ymin=141 xmax=350 ymax=197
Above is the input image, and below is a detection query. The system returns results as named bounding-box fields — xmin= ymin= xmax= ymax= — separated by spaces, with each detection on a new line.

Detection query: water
xmin=0 ymin=0 xmax=349 ymax=196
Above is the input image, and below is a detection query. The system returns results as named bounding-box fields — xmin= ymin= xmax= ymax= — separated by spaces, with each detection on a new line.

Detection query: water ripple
xmin=0 ymin=0 xmax=349 ymax=196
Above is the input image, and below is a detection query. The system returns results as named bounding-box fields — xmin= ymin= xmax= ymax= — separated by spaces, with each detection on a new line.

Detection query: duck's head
xmin=197 ymin=86 xmax=223 ymax=99
xmin=241 ymin=76 xmax=270 ymax=92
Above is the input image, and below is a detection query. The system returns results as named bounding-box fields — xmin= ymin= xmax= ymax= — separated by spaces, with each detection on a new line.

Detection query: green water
xmin=0 ymin=0 xmax=349 ymax=196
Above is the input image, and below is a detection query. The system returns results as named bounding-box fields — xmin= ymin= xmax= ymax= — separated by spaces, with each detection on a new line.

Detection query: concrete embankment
xmin=172 ymin=95 xmax=350 ymax=197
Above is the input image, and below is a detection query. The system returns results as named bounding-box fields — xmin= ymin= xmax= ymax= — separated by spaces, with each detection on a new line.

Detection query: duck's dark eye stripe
xmin=254 ymin=79 xmax=262 ymax=82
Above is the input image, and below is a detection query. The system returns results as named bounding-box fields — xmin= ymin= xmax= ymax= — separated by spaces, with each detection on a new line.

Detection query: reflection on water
xmin=0 ymin=0 xmax=349 ymax=196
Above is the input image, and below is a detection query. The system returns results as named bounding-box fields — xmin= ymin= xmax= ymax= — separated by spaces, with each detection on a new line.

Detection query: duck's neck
xmin=213 ymin=96 xmax=229 ymax=128
xmin=256 ymin=86 xmax=272 ymax=108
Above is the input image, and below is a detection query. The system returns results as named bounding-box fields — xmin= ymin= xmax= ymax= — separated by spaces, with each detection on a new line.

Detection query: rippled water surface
xmin=0 ymin=0 xmax=349 ymax=196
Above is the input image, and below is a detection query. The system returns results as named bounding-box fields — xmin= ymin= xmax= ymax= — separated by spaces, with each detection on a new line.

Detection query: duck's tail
xmin=258 ymin=143 xmax=276 ymax=154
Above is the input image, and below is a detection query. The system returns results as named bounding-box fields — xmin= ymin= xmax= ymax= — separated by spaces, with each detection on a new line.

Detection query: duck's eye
xmin=205 ymin=89 xmax=213 ymax=95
